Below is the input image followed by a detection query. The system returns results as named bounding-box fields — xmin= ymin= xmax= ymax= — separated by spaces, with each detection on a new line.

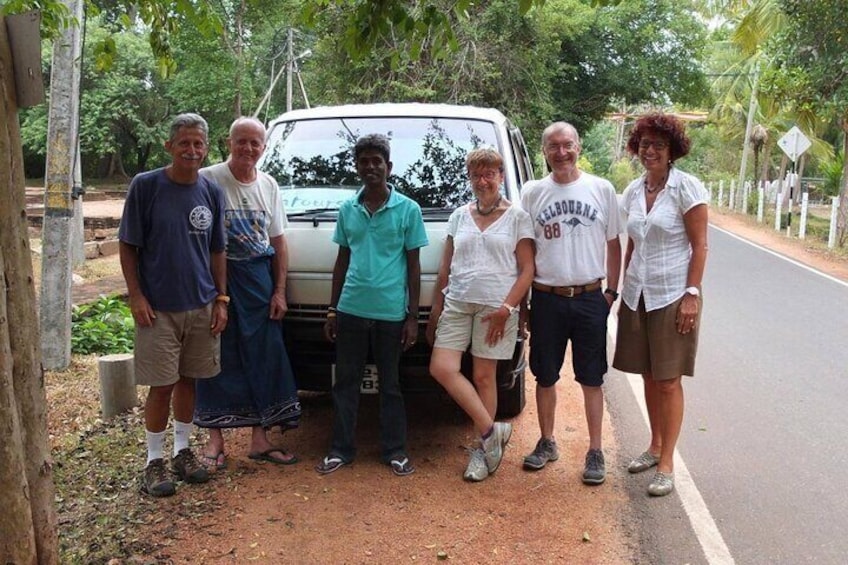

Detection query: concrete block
xmin=83 ymin=241 xmax=100 ymax=259
xmin=98 ymin=239 xmax=120 ymax=257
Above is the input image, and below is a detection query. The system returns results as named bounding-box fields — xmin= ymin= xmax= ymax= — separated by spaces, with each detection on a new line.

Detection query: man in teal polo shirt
xmin=317 ymin=133 xmax=429 ymax=476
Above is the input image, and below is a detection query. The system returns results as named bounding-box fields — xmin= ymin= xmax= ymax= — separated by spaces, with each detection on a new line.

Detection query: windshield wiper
xmin=420 ymin=206 xmax=456 ymax=218
xmin=287 ymin=207 xmax=339 ymax=218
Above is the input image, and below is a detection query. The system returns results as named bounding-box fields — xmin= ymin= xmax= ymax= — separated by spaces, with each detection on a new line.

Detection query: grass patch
xmin=47 ymin=357 xmax=224 ymax=564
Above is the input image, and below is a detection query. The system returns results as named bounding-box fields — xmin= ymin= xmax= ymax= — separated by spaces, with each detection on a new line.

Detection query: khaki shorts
xmin=613 ymin=294 xmax=702 ymax=380
xmin=434 ymin=296 xmax=518 ymax=360
xmin=134 ymin=303 xmax=221 ymax=387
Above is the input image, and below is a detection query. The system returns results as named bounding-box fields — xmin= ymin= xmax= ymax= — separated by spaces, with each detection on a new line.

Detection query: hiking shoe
xmin=628 ymin=450 xmax=660 ymax=474
xmin=463 ymin=447 xmax=489 ymax=482
xmin=482 ymin=422 xmax=512 ymax=474
xmin=523 ymin=437 xmax=560 ymax=471
xmin=141 ymin=459 xmax=176 ymax=497
xmin=582 ymin=449 xmax=606 ymax=485
xmin=648 ymin=471 xmax=674 ymax=496
xmin=172 ymin=448 xmax=210 ymax=484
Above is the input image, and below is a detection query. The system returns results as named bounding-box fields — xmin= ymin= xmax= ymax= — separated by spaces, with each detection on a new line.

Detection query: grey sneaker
xmin=482 ymin=422 xmax=512 ymax=474
xmin=172 ymin=448 xmax=210 ymax=484
xmin=141 ymin=459 xmax=176 ymax=497
xmin=582 ymin=449 xmax=606 ymax=485
xmin=648 ymin=471 xmax=674 ymax=496
xmin=628 ymin=451 xmax=660 ymax=474
xmin=463 ymin=447 xmax=489 ymax=482
xmin=523 ymin=437 xmax=560 ymax=470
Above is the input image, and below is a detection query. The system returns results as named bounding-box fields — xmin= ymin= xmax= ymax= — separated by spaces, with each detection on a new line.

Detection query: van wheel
xmin=496 ymin=370 xmax=525 ymax=418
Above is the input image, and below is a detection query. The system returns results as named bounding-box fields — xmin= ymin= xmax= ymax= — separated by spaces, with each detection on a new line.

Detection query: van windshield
xmin=260 ymin=116 xmax=501 ymax=213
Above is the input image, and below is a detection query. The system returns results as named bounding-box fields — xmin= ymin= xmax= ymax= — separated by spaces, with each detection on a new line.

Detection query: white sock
xmin=173 ymin=420 xmax=193 ymax=456
xmin=146 ymin=430 xmax=166 ymax=465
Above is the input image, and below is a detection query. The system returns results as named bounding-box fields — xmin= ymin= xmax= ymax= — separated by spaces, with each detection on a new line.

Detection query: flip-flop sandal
xmin=316 ymin=455 xmax=347 ymax=474
xmin=200 ymin=451 xmax=227 ymax=471
xmin=389 ymin=456 xmax=415 ymax=477
xmin=248 ymin=448 xmax=299 ymax=465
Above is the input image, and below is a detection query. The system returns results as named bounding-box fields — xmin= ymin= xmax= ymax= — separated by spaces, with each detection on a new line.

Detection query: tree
xmin=763 ymin=0 xmax=848 ymax=244
xmin=542 ymin=0 xmax=709 ymax=134
xmin=0 ymin=15 xmax=59 ymax=564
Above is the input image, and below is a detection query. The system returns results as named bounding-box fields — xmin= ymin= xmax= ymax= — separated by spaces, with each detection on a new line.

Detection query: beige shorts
xmin=434 ymin=296 xmax=518 ymax=360
xmin=134 ymin=303 xmax=221 ymax=387
xmin=613 ymin=294 xmax=702 ymax=380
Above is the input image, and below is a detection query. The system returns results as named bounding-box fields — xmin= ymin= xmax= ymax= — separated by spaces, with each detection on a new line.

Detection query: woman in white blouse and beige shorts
xmin=427 ymin=148 xmax=535 ymax=483
xmin=613 ymin=113 xmax=709 ymax=497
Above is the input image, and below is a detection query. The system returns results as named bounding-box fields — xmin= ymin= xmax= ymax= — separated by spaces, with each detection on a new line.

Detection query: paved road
xmin=608 ymin=224 xmax=848 ymax=564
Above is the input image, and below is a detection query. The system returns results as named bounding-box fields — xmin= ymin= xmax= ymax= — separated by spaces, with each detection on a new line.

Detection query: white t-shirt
xmin=200 ymin=162 xmax=287 ymax=261
xmin=520 ymin=172 xmax=621 ymax=286
xmin=444 ymin=204 xmax=535 ymax=307
xmin=619 ymin=167 xmax=708 ymax=311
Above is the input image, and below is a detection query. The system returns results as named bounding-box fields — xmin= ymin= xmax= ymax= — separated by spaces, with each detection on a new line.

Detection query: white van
xmin=260 ymin=103 xmax=535 ymax=416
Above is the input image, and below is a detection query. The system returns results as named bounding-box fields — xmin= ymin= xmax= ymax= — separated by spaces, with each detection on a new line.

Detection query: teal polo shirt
xmin=333 ymin=185 xmax=429 ymax=321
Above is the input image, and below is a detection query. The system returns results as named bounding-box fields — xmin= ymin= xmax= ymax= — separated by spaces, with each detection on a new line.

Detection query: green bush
xmin=71 ymin=296 xmax=134 ymax=355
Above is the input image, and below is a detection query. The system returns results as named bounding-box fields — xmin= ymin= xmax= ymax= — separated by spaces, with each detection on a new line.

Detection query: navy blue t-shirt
xmin=119 ymin=168 xmax=226 ymax=312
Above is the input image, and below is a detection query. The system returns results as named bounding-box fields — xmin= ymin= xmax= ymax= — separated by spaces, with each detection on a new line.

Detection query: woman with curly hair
xmin=613 ymin=112 xmax=709 ymax=497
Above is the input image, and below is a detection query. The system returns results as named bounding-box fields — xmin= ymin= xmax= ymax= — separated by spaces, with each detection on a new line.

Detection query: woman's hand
xmin=676 ymin=294 xmax=699 ymax=334
xmin=482 ymin=306 xmax=510 ymax=346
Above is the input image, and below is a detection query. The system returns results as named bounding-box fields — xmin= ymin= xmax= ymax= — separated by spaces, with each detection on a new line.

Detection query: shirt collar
xmin=353 ymin=183 xmax=399 ymax=210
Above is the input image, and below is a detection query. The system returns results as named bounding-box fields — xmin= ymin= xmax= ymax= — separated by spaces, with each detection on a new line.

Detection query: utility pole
xmin=41 ymin=0 xmax=83 ymax=369
xmin=286 ymin=27 xmax=294 ymax=112
xmin=737 ymin=63 xmax=759 ymax=205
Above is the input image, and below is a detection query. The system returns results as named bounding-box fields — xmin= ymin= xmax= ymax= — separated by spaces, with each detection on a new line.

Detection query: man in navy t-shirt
xmin=119 ymin=113 xmax=228 ymax=497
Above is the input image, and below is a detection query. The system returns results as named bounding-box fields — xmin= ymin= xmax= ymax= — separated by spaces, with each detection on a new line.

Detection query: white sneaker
xmin=463 ymin=448 xmax=489 ymax=482
xmin=482 ymin=422 xmax=512 ymax=474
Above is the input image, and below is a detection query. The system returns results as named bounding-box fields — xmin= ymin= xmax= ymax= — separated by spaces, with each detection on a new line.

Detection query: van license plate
xmin=331 ymin=364 xmax=379 ymax=394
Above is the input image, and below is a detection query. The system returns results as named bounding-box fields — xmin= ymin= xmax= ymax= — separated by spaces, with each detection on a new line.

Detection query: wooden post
xmin=98 ymin=354 xmax=137 ymax=419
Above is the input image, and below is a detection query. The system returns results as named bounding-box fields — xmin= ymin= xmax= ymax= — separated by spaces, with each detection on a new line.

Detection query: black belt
xmin=532 ymin=280 xmax=602 ymax=298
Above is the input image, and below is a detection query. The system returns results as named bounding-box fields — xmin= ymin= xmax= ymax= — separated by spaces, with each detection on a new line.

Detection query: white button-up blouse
xmin=620 ymin=167 xmax=708 ymax=312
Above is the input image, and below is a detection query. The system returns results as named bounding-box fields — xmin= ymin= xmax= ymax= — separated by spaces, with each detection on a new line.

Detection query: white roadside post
xmin=799 ymin=192 xmax=809 ymax=239
xmin=718 ymin=181 xmax=724 ymax=208
xmin=829 ymin=196 xmax=840 ymax=249
xmin=757 ymin=181 xmax=765 ymax=223
xmin=729 ymin=180 xmax=736 ymax=211
xmin=775 ymin=192 xmax=783 ymax=232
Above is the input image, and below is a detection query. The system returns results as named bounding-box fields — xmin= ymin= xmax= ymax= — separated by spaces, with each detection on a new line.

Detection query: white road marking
xmin=710 ymin=224 xmax=848 ymax=288
xmin=608 ymin=315 xmax=735 ymax=565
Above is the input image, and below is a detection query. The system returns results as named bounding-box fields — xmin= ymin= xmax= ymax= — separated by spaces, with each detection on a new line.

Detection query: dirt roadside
xmin=72 ymin=206 xmax=848 ymax=564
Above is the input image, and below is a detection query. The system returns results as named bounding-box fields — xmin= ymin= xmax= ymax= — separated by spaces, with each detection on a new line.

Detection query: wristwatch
xmin=604 ymin=288 xmax=619 ymax=300
xmin=502 ymin=303 xmax=517 ymax=315
xmin=685 ymin=286 xmax=700 ymax=297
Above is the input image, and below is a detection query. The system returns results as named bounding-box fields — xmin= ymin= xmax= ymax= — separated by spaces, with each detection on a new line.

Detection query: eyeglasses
xmin=639 ymin=140 xmax=669 ymax=150
xmin=544 ymin=142 xmax=578 ymax=152
xmin=469 ymin=170 xmax=500 ymax=182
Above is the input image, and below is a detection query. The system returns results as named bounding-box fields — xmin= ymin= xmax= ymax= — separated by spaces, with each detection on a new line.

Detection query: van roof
xmin=268 ymin=103 xmax=509 ymax=125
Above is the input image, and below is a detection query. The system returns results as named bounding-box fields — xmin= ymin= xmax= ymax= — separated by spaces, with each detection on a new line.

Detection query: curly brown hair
xmin=626 ymin=113 xmax=691 ymax=163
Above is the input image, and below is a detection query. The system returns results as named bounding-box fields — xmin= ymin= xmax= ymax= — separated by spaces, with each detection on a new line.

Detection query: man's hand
xmin=211 ymin=302 xmax=228 ymax=335
xmin=324 ymin=317 xmax=337 ymax=342
xmin=402 ymin=315 xmax=419 ymax=351
xmin=269 ymin=289 xmax=288 ymax=320
xmin=128 ymin=293 xmax=156 ymax=327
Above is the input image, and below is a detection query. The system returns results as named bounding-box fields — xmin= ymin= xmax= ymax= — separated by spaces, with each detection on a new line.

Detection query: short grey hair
xmin=169 ymin=113 xmax=209 ymax=142
xmin=229 ymin=116 xmax=266 ymax=138
xmin=541 ymin=121 xmax=580 ymax=147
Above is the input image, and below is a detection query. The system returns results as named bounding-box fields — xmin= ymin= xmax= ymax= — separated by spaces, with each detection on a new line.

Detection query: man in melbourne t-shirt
xmin=119 ymin=113 xmax=227 ymax=497
xmin=520 ymin=121 xmax=622 ymax=485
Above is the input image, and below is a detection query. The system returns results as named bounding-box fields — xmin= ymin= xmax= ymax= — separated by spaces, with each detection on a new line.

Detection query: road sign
xmin=777 ymin=126 xmax=811 ymax=162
